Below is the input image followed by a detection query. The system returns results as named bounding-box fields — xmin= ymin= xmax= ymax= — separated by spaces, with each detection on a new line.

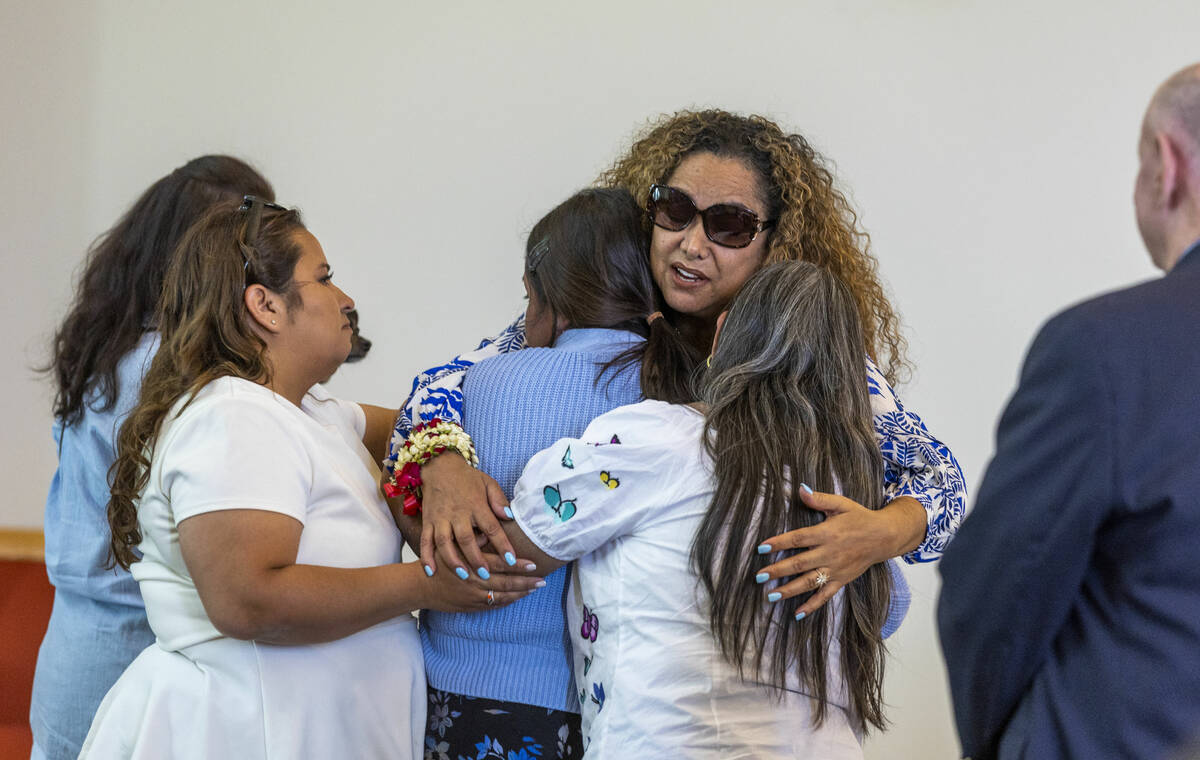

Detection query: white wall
xmin=5 ymin=1 xmax=1198 ymax=757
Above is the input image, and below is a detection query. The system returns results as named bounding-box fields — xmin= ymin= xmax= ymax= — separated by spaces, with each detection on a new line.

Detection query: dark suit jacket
xmin=938 ymin=241 xmax=1200 ymax=760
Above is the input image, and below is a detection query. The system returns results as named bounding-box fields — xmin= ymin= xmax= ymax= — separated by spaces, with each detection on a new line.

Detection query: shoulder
xmin=583 ymin=400 xmax=703 ymax=446
xmin=301 ymin=383 xmax=363 ymax=436
xmin=161 ymin=377 xmax=297 ymax=446
xmin=467 ymin=344 xmax=639 ymax=401
xmin=1039 ymin=267 xmax=1193 ymax=346
xmin=115 ymin=332 xmax=160 ymax=386
xmin=468 ymin=346 xmax=562 ymax=377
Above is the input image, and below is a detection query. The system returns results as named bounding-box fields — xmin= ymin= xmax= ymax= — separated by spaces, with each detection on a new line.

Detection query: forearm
xmin=500 ymin=520 xmax=564 ymax=577
xmin=393 ymin=513 xmax=422 ymax=555
xmin=867 ymin=357 xmax=967 ymax=562
xmin=211 ymin=561 xmax=428 ymax=645
xmin=879 ymin=495 xmax=927 ymax=559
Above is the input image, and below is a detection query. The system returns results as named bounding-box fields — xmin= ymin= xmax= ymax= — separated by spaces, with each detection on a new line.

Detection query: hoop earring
xmin=706 ymin=355 xmax=712 ymax=368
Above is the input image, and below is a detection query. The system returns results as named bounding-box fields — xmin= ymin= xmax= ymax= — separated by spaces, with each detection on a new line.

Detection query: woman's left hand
xmin=757 ymin=490 xmax=926 ymax=619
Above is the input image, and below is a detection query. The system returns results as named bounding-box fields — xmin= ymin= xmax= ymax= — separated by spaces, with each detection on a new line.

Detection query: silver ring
xmin=486 ymin=590 xmax=496 ymax=606
xmin=814 ymin=570 xmax=830 ymax=588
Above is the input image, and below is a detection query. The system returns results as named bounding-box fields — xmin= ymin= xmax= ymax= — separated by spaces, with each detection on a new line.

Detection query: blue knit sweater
xmin=419 ymin=328 xmax=644 ymax=712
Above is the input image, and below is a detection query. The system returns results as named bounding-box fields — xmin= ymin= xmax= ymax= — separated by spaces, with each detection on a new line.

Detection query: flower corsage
xmin=382 ymin=418 xmax=478 ymax=516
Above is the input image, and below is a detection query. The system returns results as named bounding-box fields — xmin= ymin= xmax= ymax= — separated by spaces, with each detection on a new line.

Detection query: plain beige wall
xmin=5 ymin=1 xmax=1199 ymax=757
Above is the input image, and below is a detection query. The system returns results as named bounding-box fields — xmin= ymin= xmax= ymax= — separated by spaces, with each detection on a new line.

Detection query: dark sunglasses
xmin=237 ymin=195 xmax=289 ymax=282
xmin=647 ymin=184 xmax=774 ymax=249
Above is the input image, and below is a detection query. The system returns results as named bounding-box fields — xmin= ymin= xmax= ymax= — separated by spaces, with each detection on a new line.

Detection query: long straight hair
xmin=524 ymin=187 xmax=698 ymax=397
xmin=107 ymin=201 xmax=304 ymax=568
xmin=45 ymin=156 xmax=273 ymax=426
xmin=692 ymin=261 xmax=891 ymax=733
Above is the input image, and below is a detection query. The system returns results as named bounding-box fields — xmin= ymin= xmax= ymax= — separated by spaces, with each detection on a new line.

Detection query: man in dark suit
xmin=938 ymin=63 xmax=1200 ymax=760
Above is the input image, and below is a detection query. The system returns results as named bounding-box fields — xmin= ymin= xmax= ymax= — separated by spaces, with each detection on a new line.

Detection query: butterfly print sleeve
xmin=867 ymin=356 xmax=967 ymax=564
xmin=508 ymin=404 xmax=684 ymax=562
xmin=382 ymin=314 xmax=526 ymax=476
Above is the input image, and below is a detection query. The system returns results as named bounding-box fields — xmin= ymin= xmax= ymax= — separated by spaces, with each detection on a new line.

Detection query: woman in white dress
xmin=499 ymin=260 xmax=894 ymax=757
xmin=82 ymin=197 xmax=542 ymax=760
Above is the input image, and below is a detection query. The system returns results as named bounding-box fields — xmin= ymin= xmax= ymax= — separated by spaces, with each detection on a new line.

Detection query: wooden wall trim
xmin=0 ymin=529 xmax=44 ymax=562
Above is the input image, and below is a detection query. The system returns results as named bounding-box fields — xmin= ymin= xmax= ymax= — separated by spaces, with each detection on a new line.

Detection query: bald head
xmin=1146 ymin=64 xmax=1200 ymax=149
xmin=1135 ymin=63 xmax=1200 ymax=271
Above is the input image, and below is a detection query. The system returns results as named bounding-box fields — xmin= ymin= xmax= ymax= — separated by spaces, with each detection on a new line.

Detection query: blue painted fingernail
xmin=755 ymin=572 xmax=769 ymax=584
xmin=795 ymin=611 xmax=807 ymax=621
xmin=477 ymin=567 xmax=491 ymax=580
xmin=423 ymin=564 xmax=433 ymax=577
xmin=801 ymin=483 xmax=813 ymax=495
xmin=504 ymin=552 xmax=516 ymax=566
xmin=525 ymin=563 xmax=537 ymax=572
xmin=757 ymin=544 xmax=771 ymax=554
xmin=767 ymin=591 xmax=782 ymax=602
xmin=535 ymin=580 xmax=547 ymax=588
xmin=504 ymin=507 xmax=514 ymax=519
xmin=455 ymin=567 xmax=469 ymax=580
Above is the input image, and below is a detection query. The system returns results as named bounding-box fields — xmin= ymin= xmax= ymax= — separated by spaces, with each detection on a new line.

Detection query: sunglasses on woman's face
xmin=647 ymin=184 xmax=774 ymax=249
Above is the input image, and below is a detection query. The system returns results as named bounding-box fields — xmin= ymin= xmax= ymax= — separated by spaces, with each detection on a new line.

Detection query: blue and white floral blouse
xmin=386 ymin=316 xmax=965 ymax=563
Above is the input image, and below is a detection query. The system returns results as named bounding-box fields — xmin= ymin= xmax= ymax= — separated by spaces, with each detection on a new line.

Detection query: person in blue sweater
xmin=412 ymin=187 xmax=684 ymax=758
xmin=31 ymin=156 xmax=275 ymax=760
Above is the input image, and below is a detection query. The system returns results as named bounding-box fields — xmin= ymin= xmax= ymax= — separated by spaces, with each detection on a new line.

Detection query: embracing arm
xmin=181 ymin=510 xmax=428 ymax=644
xmin=755 ymin=360 xmax=963 ymax=619
xmin=494 ymin=407 xmax=673 ymax=579
xmin=868 ymin=358 xmax=967 ymax=563
xmin=179 ymin=510 xmax=541 ymax=645
xmin=382 ymin=316 xmax=528 ymax=578
xmin=937 ymin=310 xmax=1114 ymax=758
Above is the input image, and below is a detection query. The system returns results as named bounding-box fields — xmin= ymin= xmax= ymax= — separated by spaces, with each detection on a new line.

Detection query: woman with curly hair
xmin=592 ymin=110 xmax=959 ymax=612
xmin=389 ymin=109 xmax=958 ymax=753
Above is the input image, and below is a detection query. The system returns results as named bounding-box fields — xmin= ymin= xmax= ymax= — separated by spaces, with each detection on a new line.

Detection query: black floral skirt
xmin=423 ymin=686 xmax=583 ymax=760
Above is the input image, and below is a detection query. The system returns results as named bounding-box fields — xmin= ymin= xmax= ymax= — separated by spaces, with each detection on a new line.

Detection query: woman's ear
xmin=244 ymin=283 xmax=285 ymax=334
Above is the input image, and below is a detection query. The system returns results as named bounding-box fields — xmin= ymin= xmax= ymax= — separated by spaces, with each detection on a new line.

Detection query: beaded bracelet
xmin=382 ymin=418 xmax=478 ymax=516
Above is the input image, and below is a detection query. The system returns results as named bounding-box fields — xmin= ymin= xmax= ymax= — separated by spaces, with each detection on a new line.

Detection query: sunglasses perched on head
xmin=237 ymin=195 xmax=289 ymax=282
xmin=647 ymin=184 xmax=774 ymax=249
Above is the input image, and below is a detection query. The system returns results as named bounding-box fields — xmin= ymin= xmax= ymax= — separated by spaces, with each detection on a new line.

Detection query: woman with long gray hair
xmin=496 ymin=260 xmax=893 ymax=756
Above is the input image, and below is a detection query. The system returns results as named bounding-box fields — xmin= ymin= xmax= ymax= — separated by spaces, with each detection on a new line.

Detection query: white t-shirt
xmin=511 ymin=400 xmax=864 ymax=759
xmin=132 ymin=376 xmax=401 ymax=649
xmin=83 ymin=377 xmax=424 ymax=760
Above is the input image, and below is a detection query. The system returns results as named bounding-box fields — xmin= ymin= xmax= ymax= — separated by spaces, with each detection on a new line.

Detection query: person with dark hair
xmin=390 ymin=110 xmax=963 ymax=630
xmin=404 ymin=188 xmax=671 ymax=757
xmin=31 ymin=155 xmax=274 ymax=760
xmin=82 ymin=199 xmax=539 ymax=759
xmin=495 ymin=260 xmax=893 ymax=756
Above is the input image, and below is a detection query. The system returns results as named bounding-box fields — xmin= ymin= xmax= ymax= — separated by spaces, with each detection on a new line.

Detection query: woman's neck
xmin=261 ymin=349 xmax=316 ymax=408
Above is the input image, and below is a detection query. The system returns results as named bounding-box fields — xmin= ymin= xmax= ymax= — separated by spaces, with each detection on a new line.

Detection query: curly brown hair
xmin=598 ymin=109 xmax=909 ymax=385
